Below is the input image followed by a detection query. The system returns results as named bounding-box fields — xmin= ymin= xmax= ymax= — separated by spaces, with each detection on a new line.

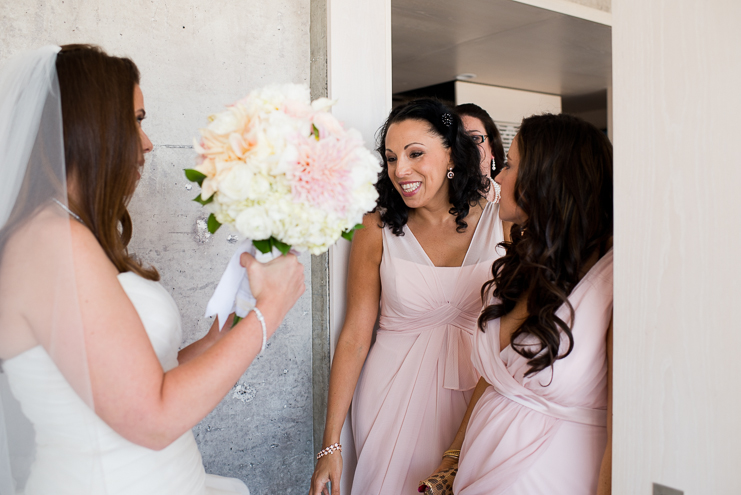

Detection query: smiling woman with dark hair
xmin=310 ymin=98 xmax=508 ymax=495
xmin=374 ymin=99 xmax=486 ymax=236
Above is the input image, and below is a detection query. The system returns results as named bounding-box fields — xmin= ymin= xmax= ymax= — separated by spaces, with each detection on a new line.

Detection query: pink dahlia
xmin=289 ymin=134 xmax=357 ymax=215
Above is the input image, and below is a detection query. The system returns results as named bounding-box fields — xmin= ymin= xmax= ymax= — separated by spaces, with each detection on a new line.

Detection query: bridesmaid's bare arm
xmin=597 ymin=314 xmax=613 ymax=495
xmin=430 ymin=376 xmax=490 ymax=475
xmin=310 ymin=211 xmax=383 ymax=495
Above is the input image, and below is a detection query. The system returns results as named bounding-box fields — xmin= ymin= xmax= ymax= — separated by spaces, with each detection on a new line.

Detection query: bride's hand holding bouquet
xmin=184 ymin=84 xmax=380 ymax=329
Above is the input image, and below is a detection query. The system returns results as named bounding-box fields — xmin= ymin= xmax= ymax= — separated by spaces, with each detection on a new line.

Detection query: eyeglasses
xmin=469 ymin=134 xmax=488 ymax=145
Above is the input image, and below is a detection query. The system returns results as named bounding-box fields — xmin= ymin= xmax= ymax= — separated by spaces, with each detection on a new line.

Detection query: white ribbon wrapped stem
xmin=204 ymin=238 xmax=281 ymax=330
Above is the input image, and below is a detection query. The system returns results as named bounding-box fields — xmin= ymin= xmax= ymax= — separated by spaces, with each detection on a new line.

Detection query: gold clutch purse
xmin=418 ymin=467 xmax=457 ymax=495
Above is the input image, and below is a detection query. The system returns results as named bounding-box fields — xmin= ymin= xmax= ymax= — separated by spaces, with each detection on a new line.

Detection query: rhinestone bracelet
xmin=316 ymin=442 xmax=342 ymax=460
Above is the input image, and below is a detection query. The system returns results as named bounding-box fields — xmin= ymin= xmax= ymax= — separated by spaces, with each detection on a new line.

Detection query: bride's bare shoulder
xmin=0 ymin=208 xmax=114 ymax=357
xmin=2 ymin=207 xmax=118 ymax=283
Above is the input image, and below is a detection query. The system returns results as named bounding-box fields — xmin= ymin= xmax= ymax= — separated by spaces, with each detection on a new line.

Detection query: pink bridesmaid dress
xmin=350 ymin=202 xmax=505 ymax=495
xmin=454 ymin=249 xmax=613 ymax=495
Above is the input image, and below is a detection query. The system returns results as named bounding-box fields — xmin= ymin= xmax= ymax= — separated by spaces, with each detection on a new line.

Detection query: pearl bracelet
xmin=251 ymin=307 xmax=267 ymax=353
xmin=316 ymin=442 xmax=342 ymax=460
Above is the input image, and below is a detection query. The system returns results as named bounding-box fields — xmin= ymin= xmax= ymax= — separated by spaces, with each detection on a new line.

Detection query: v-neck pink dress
xmin=454 ymin=249 xmax=613 ymax=495
xmin=350 ymin=202 xmax=505 ymax=495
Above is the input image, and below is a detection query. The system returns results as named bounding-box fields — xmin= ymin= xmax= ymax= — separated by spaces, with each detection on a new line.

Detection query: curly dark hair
xmin=479 ymin=113 xmax=613 ymax=377
xmin=455 ymin=103 xmax=505 ymax=176
xmin=375 ymin=98 xmax=486 ymax=236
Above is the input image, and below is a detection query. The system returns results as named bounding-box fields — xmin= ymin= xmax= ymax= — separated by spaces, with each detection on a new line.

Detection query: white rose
xmin=208 ymin=108 xmax=241 ymax=135
xmin=235 ymin=206 xmax=273 ymax=240
xmin=219 ymin=165 xmax=254 ymax=201
xmin=311 ymin=97 xmax=336 ymax=113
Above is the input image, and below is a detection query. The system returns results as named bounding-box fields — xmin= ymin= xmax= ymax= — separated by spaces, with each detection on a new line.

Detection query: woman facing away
xmin=429 ymin=113 xmax=614 ymax=495
xmin=309 ymin=99 xmax=507 ymax=495
xmin=0 ymin=45 xmax=304 ymax=495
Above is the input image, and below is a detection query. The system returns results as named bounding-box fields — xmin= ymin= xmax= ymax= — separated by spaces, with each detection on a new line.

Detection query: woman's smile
xmin=399 ymin=180 xmax=422 ymax=196
xmin=384 ymin=119 xmax=452 ymax=208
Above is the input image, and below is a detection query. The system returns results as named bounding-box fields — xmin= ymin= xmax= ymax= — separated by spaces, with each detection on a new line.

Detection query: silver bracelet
xmin=252 ymin=307 xmax=267 ymax=353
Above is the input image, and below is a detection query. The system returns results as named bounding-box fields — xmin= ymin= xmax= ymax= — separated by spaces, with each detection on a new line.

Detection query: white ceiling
xmin=392 ymin=0 xmax=612 ymax=97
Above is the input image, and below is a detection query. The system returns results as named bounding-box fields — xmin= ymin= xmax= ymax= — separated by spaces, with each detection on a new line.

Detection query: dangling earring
xmin=491 ymin=157 xmax=496 ymax=172
xmin=490 ymin=177 xmax=501 ymax=203
xmin=447 ymin=167 xmax=455 ymax=179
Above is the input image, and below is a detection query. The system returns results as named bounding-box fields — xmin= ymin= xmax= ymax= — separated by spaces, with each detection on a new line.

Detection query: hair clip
xmin=441 ymin=113 xmax=453 ymax=126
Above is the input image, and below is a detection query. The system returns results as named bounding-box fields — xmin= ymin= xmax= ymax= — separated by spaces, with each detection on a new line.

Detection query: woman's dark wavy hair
xmin=455 ymin=103 xmax=505 ymax=176
xmin=479 ymin=113 xmax=613 ymax=377
xmin=375 ymin=98 xmax=487 ymax=235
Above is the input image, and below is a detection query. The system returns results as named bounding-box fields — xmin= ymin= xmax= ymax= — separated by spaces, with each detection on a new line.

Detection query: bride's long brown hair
xmin=479 ymin=114 xmax=612 ymax=376
xmin=56 ymin=44 xmax=158 ymax=280
xmin=0 ymin=45 xmax=157 ymax=280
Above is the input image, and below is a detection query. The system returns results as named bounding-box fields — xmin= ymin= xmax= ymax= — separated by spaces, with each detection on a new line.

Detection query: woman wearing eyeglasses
xmin=456 ymin=103 xmax=505 ymax=204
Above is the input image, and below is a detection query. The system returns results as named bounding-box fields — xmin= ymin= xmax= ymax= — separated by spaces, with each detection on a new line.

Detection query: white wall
xmin=455 ymin=81 xmax=562 ymax=125
xmin=456 ymin=80 xmax=562 ymax=152
xmin=512 ymin=0 xmax=611 ymax=24
xmin=325 ymin=0 xmax=392 ymax=491
xmin=612 ymin=1 xmax=741 ymax=493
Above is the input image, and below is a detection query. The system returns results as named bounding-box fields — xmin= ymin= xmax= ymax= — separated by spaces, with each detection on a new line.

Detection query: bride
xmin=0 ymin=45 xmax=305 ymax=494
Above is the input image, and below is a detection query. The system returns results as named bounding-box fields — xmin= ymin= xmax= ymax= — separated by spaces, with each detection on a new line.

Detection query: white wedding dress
xmin=2 ymin=272 xmax=250 ymax=495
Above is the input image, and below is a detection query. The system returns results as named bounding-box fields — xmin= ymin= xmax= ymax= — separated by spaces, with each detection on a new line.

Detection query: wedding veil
xmin=0 ymin=46 xmax=102 ymax=494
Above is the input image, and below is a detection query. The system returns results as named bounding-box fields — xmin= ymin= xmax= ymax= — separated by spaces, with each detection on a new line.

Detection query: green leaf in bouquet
xmin=193 ymin=193 xmax=213 ymax=206
xmin=207 ymin=213 xmax=221 ymax=234
xmin=312 ymin=124 xmax=320 ymax=141
xmin=271 ymin=237 xmax=291 ymax=255
xmin=253 ymin=237 xmax=293 ymax=255
xmin=184 ymin=168 xmax=207 ymax=186
xmin=252 ymin=239 xmax=272 ymax=254
xmin=231 ymin=315 xmax=242 ymax=328
xmin=341 ymin=223 xmax=365 ymax=242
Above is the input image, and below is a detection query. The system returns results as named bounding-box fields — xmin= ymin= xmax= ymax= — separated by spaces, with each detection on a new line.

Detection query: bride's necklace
xmin=52 ymin=198 xmax=85 ymax=226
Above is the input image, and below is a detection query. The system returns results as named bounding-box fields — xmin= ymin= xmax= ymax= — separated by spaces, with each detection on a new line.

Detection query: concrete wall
xmin=613 ymin=0 xmax=741 ymax=493
xmin=0 ymin=1 xmax=314 ymax=493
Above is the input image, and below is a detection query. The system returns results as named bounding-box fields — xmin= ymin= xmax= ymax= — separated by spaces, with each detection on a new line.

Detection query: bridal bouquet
xmin=185 ymin=84 xmax=380 ymax=328
xmin=185 ymin=83 xmax=380 ymax=255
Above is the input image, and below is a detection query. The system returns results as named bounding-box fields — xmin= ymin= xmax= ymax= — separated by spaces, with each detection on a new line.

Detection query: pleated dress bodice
xmin=351 ymin=202 xmax=505 ymax=495
xmin=455 ymin=249 xmax=614 ymax=495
